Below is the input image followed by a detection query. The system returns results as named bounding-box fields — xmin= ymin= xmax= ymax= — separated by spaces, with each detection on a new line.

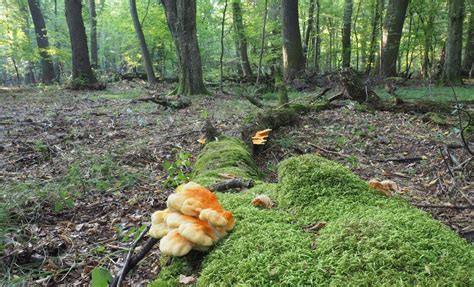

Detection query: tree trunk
xmin=220 ymin=0 xmax=228 ymax=92
xmin=256 ymin=0 xmax=268 ymax=84
xmin=380 ymin=0 xmax=409 ymax=77
xmin=366 ymin=0 xmax=383 ymax=75
xmin=463 ymin=0 xmax=474 ymax=74
xmin=282 ymin=0 xmax=305 ymax=80
xmin=313 ymin=0 xmax=321 ymax=72
xmin=342 ymin=0 xmax=353 ymax=68
xmin=65 ymin=0 xmax=98 ymax=88
xmin=161 ymin=0 xmax=207 ymax=96
xmin=27 ymin=0 xmax=56 ymax=83
xmin=441 ymin=0 xmax=465 ymax=85
xmin=130 ymin=0 xmax=157 ymax=84
xmin=303 ymin=0 xmax=315 ymax=61
xmin=88 ymin=0 xmax=98 ymax=68
xmin=232 ymin=0 xmax=252 ymax=76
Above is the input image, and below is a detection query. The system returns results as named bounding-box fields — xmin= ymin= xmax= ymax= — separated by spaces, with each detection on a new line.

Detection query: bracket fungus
xmin=149 ymin=182 xmax=235 ymax=257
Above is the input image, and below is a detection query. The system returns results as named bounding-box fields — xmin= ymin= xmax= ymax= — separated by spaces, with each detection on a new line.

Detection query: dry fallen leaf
xmin=179 ymin=274 xmax=197 ymax=285
xmin=197 ymin=136 xmax=206 ymax=145
xmin=252 ymin=129 xmax=272 ymax=145
xmin=251 ymin=194 xmax=274 ymax=209
xmin=368 ymin=179 xmax=396 ymax=197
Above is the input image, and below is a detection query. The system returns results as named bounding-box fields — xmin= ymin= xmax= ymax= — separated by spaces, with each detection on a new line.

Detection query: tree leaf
xmin=91 ymin=267 xmax=112 ymax=287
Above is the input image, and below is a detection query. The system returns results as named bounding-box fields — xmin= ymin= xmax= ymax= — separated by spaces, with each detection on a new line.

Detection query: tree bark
xmin=232 ymin=0 xmax=252 ymax=76
xmin=380 ymin=0 xmax=409 ymax=77
xmin=130 ymin=0 xmax=157 ymax=84
xmin=463 ymin=0 xmax=474 ymax=74
xmin=282 ymin=0 xmax=305 ymax=80
xmin=365 ymin=0 xmax=383 ymax=75
xmin=220 ymin=0 xmax=228 ymax=92
xmin=27 ymin=0 xmax=56 ymax=83
xmin=88 ymin=0 xmax=98 ymax=68
xmin=161 ymin=0 xmax=207 ymax=95
xmin=313 ymin=0 xmax=321 ymax=72
xmin=256 ymin=0 xmax=269 ymax=84
xmin=65 ymin=0 xmax=97 ymax=88
xmin=441 ymin=0 xmax=465 ymax=85
xmin=342 ymin=0 xmax=353 ymax=68
xmin=303 ymin=0 xmax=315 ymax=61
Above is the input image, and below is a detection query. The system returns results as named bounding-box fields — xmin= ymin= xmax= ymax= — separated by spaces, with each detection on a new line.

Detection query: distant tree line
xmin=0 ymin=0 xmax=472 ymax=90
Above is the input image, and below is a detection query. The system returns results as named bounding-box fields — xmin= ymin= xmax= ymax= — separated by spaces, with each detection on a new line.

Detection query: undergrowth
xmin=0 ymin=154 xmax=141 ymax=256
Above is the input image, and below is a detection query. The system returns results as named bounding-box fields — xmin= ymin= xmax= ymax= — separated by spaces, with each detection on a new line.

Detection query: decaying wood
xmin=208 ymin=178 xmax=255 ymax=192
xmin=376 ymin=156 xmax=424 ymax=163
xmin=132 ymin=96 xmax=191 ymax=109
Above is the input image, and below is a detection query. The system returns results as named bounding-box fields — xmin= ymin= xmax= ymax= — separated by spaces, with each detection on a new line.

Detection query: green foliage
xmin=162 ymin=152 xmax=192 ymax=188
xmin=90 ymin=267 xmax=112 ymax=287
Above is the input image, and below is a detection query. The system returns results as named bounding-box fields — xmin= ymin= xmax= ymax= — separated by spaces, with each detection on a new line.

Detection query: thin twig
xmin=414 ymin=203 xmax=473 ymax=209
xmin=113 ymin=225 xmax=151 ymax=287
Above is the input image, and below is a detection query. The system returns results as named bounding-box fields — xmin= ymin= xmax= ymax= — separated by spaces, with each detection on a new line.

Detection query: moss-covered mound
xmin=154 ymin=146 xmax=473 ymax=286
xmin=192 ymin=137 xmax=261 ymax=186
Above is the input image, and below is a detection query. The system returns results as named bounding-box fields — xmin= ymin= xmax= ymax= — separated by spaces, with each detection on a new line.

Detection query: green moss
xmin=276 ymin=155 xmax=369 ymax=207
xmin=149 ymin=257 xmax=193 ymax=287
xmin=192 ymin=137 xmax=260 ymax=185
xmin=195 ymin=155 xmax=473 ymax=286
xmin=314 ymin=209 xmax=473 ymax=286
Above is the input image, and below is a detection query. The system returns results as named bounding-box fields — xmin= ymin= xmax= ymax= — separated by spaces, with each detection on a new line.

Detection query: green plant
xmin=274 ymin=136 xmax=294 ymax=149
xmin=335 ymin=135 xmax=347 ymax=150
xmin=162 ymin=152 xmax=192 ymax=188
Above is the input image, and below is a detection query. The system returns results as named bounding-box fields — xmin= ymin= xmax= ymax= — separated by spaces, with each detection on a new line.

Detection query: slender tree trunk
xmin=441 ymin=0 xmax=465 ymax=85
xmin=303 ymin=0 xmax=315 ymax=61
xmin=380 ymin=0 xmax=409 ymax=77
xmin=220 ymin=0 xmax=227 ymax=92
xmin=232 ymin=0 xmax=252 ymax=76
xmin=282 ymin=0 xmax=305 ymax=80
xmin=256 ymin=0 xmax=268 ymax=84
xmin=463 ymin=0 xmax=474 ymax=74
xmin=313 ymin=0 xmax=321 ymax=72
xmin=88 ymin=0 xmax=98 ymax=68
xmin=65 ymin=0 xmax=98 ymax=88
xmin=342 ymin=0 xmax=353 ymax=68
xmin=130 ymin=0 xmax=157 ymax=84
xmin=161 ymin=0 xmax=206 ymax=95
xmin=27 ymin=0 xmax=56 ymax=83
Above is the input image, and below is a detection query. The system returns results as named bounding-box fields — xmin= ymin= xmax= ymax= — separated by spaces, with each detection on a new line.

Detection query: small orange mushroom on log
xmin=252 ymin=129 xmax=272 ymax=145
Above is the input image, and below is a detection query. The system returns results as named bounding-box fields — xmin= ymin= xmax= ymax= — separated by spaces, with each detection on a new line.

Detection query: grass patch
xmin=375 ymin=86 xmax=474 ymax=103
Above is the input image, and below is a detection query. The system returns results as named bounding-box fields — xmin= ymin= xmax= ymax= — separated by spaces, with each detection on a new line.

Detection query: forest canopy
xmin=0 ymin=0 xmax=472 ymax=87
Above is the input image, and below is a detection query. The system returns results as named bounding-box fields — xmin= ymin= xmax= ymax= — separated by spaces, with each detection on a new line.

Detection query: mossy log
xmin=241 ymin=102 xmax=330 ymax=147
xmin=151 ymin=138 xmax=473 ymax=286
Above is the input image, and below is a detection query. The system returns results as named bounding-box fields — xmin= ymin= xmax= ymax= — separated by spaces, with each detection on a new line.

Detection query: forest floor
xmin=0 ymin=81 xmax=473 ymax=285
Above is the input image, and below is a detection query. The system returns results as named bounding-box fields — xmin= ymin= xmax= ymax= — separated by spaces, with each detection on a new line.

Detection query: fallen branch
xmin=376 ymin=157 xmax=424 ymax=163
xmin=309 ymin=143 xmax=349 ymax=158
xmin=208 ymin=178 xmax=255 ymax=192
xmin=414 ymin=203 xmax=474 ymax=210
xmin=242 ymin=94 xmax=265 ymax=108
xmin=132 ymin=96 xmax=190 ymax=109
xmin=110 ymin=227 xmax=158 ymax=287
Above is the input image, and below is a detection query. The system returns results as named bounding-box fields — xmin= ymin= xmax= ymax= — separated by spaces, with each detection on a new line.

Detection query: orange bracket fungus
xmin=149 ymin=182 xmax=235 ymax=257
xmin=252 ymin=128 xmax=272 ymax=145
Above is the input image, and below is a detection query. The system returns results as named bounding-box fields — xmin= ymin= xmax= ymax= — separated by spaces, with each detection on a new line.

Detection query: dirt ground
xmin=1 ymin=82 xmax=472 ymax=285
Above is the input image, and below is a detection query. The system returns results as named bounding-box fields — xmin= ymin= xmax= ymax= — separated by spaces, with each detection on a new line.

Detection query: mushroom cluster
xmin=149 ymin=182 xmax=235 ymax=256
